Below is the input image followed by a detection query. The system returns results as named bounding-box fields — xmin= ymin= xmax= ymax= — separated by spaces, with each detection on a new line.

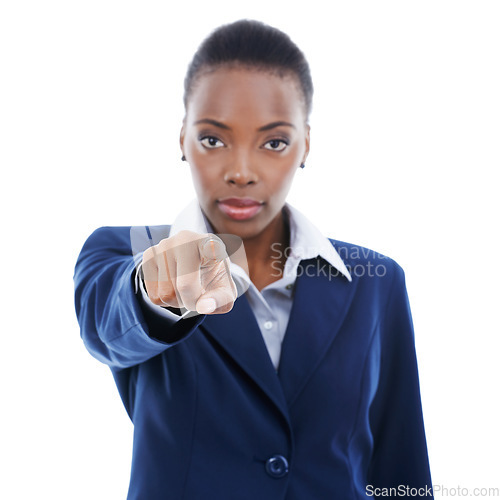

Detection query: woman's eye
xmin=200 ymin=136 xmax=224 ymax=149
xmin=263 ymin=139 xmax=288 ymax=152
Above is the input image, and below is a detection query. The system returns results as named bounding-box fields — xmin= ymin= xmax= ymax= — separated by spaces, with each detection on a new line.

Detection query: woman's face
xmin=180 ymin=66 xmax=310 ymax=240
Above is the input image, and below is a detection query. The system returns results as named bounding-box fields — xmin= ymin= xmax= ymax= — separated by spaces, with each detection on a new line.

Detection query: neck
xmin=243 ymin=208 xmax=290 ymax=278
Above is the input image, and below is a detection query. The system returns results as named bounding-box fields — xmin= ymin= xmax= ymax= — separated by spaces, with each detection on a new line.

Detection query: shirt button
xmin=285 ymin=284 xmax=293 ymax=290
xmin=265 ymin=455 xmax=289 ymax=478
xmin=263 ymin=321 xmax=273 ymax=330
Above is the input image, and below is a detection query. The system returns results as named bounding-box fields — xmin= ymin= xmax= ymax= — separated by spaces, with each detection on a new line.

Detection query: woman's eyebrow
xmin=193 ymin=118 xmax=296 ymax=132
xmin=258 ymin=121 xmax=296 ymax=132
xmin=194 ymin=118 xmax=231 ymax=130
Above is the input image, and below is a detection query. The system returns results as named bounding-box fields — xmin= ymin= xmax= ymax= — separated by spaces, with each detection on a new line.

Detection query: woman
xmin=74 ymin=19 xmax=433 ymax=499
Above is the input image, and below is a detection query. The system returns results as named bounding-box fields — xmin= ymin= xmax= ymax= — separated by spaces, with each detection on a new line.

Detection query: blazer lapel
xmin=277 ymin=257 xmax=358 ymax=407
xmin=200 ymin=294 xmax=290 ymax=421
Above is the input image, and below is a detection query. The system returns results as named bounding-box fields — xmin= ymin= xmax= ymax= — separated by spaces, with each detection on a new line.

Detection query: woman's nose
xmin=223 ymin=157 xmax=258 ymax=186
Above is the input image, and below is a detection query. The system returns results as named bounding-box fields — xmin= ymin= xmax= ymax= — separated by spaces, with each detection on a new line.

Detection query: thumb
xmin=195 ymin=277 xmax=237 ymax=315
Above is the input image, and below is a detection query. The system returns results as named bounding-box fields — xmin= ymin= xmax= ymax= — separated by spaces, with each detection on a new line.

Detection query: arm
xmin=73 ymin=226 xmax=206 ymax=369
xmin=367 ymin=263 xmax=433 ymax=496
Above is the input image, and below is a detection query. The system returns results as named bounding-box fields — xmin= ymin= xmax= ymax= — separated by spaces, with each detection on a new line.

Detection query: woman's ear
xmin=179 ymin=118 xmax=186 ymax=157
xmin=302 ymin=124 xmax=311 ymax=164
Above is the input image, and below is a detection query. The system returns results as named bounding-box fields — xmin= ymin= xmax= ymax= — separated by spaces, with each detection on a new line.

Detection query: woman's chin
xmin=208 ymin=213 xmax=264 ymax=240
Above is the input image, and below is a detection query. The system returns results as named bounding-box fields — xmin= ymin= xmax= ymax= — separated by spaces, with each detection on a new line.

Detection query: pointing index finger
xmin=200 ymin=236 xmax=227 ymax=264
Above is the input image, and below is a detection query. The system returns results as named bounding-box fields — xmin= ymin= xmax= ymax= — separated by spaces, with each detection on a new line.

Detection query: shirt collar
xmin=169 ymin=198 xmax=352 ymax=283
xmin=283 ymin=204 xmax=352 ymax=282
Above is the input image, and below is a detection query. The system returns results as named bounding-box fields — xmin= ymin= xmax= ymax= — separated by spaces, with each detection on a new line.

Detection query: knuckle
xmin=175 ymin=230 xmax=191 ymax=239
xmin=143 ymin=247 xmax=155 ymax=263
xmin=148 ymin=293 xmax=162 ymax=306
xmin=175 ymin=276 xmax=193 ymax=295
xmin=158 ymin=236 xmax=169 ymax=245
xmin=157 ymin=239 xmax=171 ymax=253
xmin=174 ymin=230 xmax=201 ymax=244
xmin=158 ymin=286 xmax=176 ymax=303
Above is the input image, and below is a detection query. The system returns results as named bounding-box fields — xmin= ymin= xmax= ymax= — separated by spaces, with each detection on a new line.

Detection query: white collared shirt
xmin=137 ymin=199 xmax=351 ymax=370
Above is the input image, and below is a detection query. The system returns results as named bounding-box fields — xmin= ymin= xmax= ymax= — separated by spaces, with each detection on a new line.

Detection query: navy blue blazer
xmin=74 ymin=225 xmax=433 ymax=499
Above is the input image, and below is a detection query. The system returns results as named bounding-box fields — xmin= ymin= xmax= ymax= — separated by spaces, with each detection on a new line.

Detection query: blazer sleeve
xmin=367 ymin=263 xmax=433 ymax=496
xmin=73 ymin=226 xmax=206 ymax=370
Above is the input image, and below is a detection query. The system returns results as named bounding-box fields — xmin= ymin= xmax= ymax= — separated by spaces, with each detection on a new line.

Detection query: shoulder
xmin=81 ymin=224 xmax=172 ymax=256
xmin=328 ymin=237 xmax=406 ymax=290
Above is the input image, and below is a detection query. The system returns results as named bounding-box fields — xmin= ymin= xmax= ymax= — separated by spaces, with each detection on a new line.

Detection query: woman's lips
xmin=217 ymin=197 xmax=264 ymax=221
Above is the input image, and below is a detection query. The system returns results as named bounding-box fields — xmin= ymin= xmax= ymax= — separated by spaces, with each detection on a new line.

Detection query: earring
xmin=300 ymin=163 xmax=305 ymax=169
xmin=181 ymin=155 xmax=186 ymax=161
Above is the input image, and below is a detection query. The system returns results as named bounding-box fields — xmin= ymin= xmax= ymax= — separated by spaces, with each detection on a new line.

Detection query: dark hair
xmin=183 ymin=19 xmax=313 ymax=119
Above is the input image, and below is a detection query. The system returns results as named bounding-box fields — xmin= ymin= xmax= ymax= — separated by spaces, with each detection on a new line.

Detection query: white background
xmin=1 ymin=1 xmax=499 ymax=498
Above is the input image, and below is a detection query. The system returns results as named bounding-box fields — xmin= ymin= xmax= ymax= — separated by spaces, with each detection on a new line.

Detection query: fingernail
xmin=196 ymin=298 xmax=216 ymax=314
xmin=202 ymin=238 xmax=225 ymax=261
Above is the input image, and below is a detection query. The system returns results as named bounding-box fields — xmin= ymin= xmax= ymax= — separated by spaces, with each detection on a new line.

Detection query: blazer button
xmin=265 ymin=455 xmax=289 ymax=478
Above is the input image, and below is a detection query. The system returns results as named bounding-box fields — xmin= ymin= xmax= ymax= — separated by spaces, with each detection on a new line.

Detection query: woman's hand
xmin=141 ymin=230 xmax=238 ymax=315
